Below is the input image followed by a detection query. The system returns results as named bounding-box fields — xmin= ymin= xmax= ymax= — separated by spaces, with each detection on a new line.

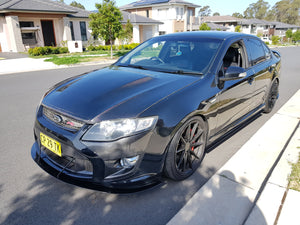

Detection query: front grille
xmin=42 ymin=146 xmax=93 ymax=175
xmin=43 ymin=106 xmax=84 ymax=130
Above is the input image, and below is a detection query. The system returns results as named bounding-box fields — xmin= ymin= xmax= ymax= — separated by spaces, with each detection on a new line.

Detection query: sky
xmin=63 ymin=0 xmax=279 ymax=16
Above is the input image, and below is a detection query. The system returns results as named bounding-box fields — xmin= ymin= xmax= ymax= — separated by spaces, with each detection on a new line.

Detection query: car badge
xmin=66 ymin=121 xmax=75 ymax=127
xmin=52 ymin=114 xmax=62 ymax=123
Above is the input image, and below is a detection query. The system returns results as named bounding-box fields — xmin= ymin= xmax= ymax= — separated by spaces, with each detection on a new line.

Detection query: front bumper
xmin=31 ymin=142 xmax=162 ymax=193
xmin=31 ymin=107 xmax=165 ymax=193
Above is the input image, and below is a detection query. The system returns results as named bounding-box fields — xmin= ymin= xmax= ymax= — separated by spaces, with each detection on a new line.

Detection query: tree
xmin=213 ymin=12 xmax=220 ymax=16
xmin=292 ymin=30 xmax=300 ymax=42
xmin=119 ymin=19 xmax=133 ymax=44
xmin=89 ymin=0 xmax=123 ymax=58
xmin=273 ymin=0 xmax=300 ymax=25
xmin=244 ymin=0 xmax=270 ymax=19
xmin=70 ymin=1 xmax=85 ymax=9
xmin=232 ymin=12 xmax=244 ymax=18
xmin=286 ymin=29 xmax=293 ymax=38
xmin=198 ymin=6 xmax=211 ymax=17
xmin=235 ymin=25 xmax=242 ymax=32
xmin=199 ymin=23 xmax=211 ymax=31
xmin=265 ymin=8 xmax=276 ymax=21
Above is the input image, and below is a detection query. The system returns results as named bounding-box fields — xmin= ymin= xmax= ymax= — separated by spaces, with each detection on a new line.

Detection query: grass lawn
xmin=288 ymin=150 xmax=300 ymax=192
xmin=35 ymin=50 xmax=130 ymax=65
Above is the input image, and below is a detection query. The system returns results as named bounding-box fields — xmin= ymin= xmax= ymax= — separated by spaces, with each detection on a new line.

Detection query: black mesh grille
xmin=42 ymin=146 xmax=93 ymax=175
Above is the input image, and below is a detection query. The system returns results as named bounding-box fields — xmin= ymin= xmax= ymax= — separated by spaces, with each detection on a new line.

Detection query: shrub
xmin=87 ymin=43 xmax=139 ymax=52
xmin=50 ymin=47 xmax=60 ymax=54
xmin=28 ymin=46 xmax=69 ymax=56
xmin=59 ymin=47 xmax=69 ymax=54
xmin=271 ymin=36 xmax=280 ymax=45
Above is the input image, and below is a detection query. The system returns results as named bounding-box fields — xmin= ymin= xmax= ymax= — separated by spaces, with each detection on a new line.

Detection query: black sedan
xmin=31 ymin=32 xmax=281 ymax=192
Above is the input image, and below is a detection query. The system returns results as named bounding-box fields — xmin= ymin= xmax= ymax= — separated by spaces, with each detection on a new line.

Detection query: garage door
xmin=143 ymin=26 xmax=153 ymax=42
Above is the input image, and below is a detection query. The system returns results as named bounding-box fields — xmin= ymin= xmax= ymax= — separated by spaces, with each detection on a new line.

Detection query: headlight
xmin=82 ymin=116 xmax=158 ymax=141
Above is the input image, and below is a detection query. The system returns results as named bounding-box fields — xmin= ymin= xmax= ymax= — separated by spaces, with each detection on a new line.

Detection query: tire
xmin=164 ymin=116 xmax=207 ymax=181
xmin=264 ymin=79 xmax=279 ymax=113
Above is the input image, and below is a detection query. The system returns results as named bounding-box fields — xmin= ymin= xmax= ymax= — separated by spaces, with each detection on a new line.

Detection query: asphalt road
xmin=0 ymin=47 xmax=299 ymax=225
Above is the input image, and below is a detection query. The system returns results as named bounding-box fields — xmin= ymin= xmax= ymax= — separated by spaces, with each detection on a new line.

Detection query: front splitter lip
xmin=31 ymin=142 xmax=162 ymax=193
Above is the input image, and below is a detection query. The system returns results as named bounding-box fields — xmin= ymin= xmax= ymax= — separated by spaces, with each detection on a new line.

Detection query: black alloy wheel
xmin=164 ymin=116 xmax=207 ymax=181
xmin=264 ymin=79 xmax=279 ymax=113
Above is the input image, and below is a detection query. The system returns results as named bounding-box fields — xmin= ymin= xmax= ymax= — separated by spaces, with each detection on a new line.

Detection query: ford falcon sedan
xmin=31 ymin=31 xmax=281 ymax=192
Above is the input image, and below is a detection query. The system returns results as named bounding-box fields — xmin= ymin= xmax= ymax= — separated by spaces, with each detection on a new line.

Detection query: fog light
xmin=120 ymin=156 xmax=139 ymax=168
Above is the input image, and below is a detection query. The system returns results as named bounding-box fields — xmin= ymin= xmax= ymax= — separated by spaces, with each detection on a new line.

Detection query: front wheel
xmin=264 ymin=79 xmax=279 ymax=113
xmin=164 ymin=116 xmax=207 ymax=181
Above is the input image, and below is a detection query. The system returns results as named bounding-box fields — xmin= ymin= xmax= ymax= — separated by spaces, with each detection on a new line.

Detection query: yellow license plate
xmin=40 ymin=132 xmax=62 ymax=157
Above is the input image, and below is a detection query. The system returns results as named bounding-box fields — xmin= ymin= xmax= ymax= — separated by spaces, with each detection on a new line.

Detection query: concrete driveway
xmin=0 ymin=52 xmax=29 ymax=60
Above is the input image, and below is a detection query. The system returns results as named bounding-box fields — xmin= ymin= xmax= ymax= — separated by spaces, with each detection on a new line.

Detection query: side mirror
xmin=219 ymin=66 xmax=247 ymax=82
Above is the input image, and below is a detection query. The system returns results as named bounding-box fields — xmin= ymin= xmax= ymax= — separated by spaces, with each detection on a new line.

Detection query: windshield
xmin=117 ymin=36 xmax=222 ymax=75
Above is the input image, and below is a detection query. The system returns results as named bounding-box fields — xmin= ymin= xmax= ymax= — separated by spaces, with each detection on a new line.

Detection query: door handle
xmin=269 ymin=64 xmax=276 ymax=73
xmin=248 ymin=77 xmax=254 ymax=85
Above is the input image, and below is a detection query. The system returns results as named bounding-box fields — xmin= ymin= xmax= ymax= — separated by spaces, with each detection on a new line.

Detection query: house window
xmin=19 ymin=21 xmax=37 ymax=45
xmin=176 ymin=7 xmax=184 ymax=20
xmin=187 ymin=9 xmax=193 ymax=24
xmin=80 ymin=21 xmax=87 ymax=41
xmin=70 ymin=21 xmax=75 ymax=41
xmin=159 ymin=31 xmax=166 ymax=35
xmin=146 ymin=10 xmax=149 ymax=18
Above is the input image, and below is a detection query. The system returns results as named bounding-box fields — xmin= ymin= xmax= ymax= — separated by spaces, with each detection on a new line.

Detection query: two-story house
xmin=120 ymin=0 xmax=199 ymax=35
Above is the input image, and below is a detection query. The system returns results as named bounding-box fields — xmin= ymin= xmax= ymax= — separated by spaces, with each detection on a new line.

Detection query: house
xmin=269 ymin=21 xmax=300 ymax=38
xmin=120 ymin=0 xmax=200 ymax=34
xmin=0 ymin=0 xmax=93 ymax=52
xmin=121 ymin=11 xmax=162 ymax=43
xmin=239 ymin=18 xmax=270 ymax=36
xmin=203 ymin=15 xmax=241 ymax=32
xmin=203 ymin=15 xmax=300 ymax=39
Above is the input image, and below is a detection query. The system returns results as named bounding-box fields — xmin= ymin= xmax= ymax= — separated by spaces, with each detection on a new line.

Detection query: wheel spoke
xmin=191 ymin=142 xmax=203 ymax=148
xmin=180 ymin=136 xmax=187 ymax=144
xmin=190 ymin=150 xmax=200 ymax=159
xmin=190 ymin=122 xmax=199 ymax=138
xmin=187 ymin=152 xmax=193 ymax=168
xmin=185 ymin=124 xmax=191 ymax=140
xmin=176 ymin=147 xmax=185 ymax=153
xmin=177 ymin=152 xmax=184 ymax=169
xmin=183 ymin=152 xmax=187 ymax=171
xmin=192 ymin=129 xmax=203 ymax=142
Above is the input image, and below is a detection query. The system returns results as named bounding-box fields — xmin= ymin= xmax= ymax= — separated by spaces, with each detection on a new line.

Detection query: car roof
xmin=160 ymin=31 xmax=253 ymax=41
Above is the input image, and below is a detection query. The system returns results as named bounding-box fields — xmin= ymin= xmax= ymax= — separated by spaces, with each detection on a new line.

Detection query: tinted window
xmin=245 ymin=38 xmax=265 ymax=66
xmin=118 ymin=37 xmax=222 ymax=74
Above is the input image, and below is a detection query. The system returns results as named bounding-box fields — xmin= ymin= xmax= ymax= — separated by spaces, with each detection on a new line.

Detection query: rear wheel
xmin=164 ymin=116 xmax=207 ymax=181
xmin=264 ymin=79 xmax=279 ymax=113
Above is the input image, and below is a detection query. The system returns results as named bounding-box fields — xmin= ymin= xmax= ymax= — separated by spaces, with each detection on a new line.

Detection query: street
xmin=0 ymin=47 xmax=299 ymax=225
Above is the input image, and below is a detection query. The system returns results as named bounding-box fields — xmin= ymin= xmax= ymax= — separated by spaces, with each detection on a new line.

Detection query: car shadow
xmin=1 ymin=163 xmax=216 ymax=225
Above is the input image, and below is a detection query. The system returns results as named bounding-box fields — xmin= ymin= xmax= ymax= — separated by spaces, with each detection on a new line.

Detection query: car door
xmin=244 ymin=38 xmax=274 ymax=110
xmin=212 ymin=40 xmax=255 ymax=138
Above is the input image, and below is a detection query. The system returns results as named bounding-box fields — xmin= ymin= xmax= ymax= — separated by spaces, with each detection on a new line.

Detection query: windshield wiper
xmin=172 ymin=70 xmax=203 ymax=75
xmin=125 ymin=64 xmax=148 ymax=70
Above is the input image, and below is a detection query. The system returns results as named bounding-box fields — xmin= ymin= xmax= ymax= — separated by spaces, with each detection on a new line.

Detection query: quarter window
xmin=245 ymin=38 xmax=266 ymax=66
xmin=262 ymin=43 xmax=271 ymax=60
